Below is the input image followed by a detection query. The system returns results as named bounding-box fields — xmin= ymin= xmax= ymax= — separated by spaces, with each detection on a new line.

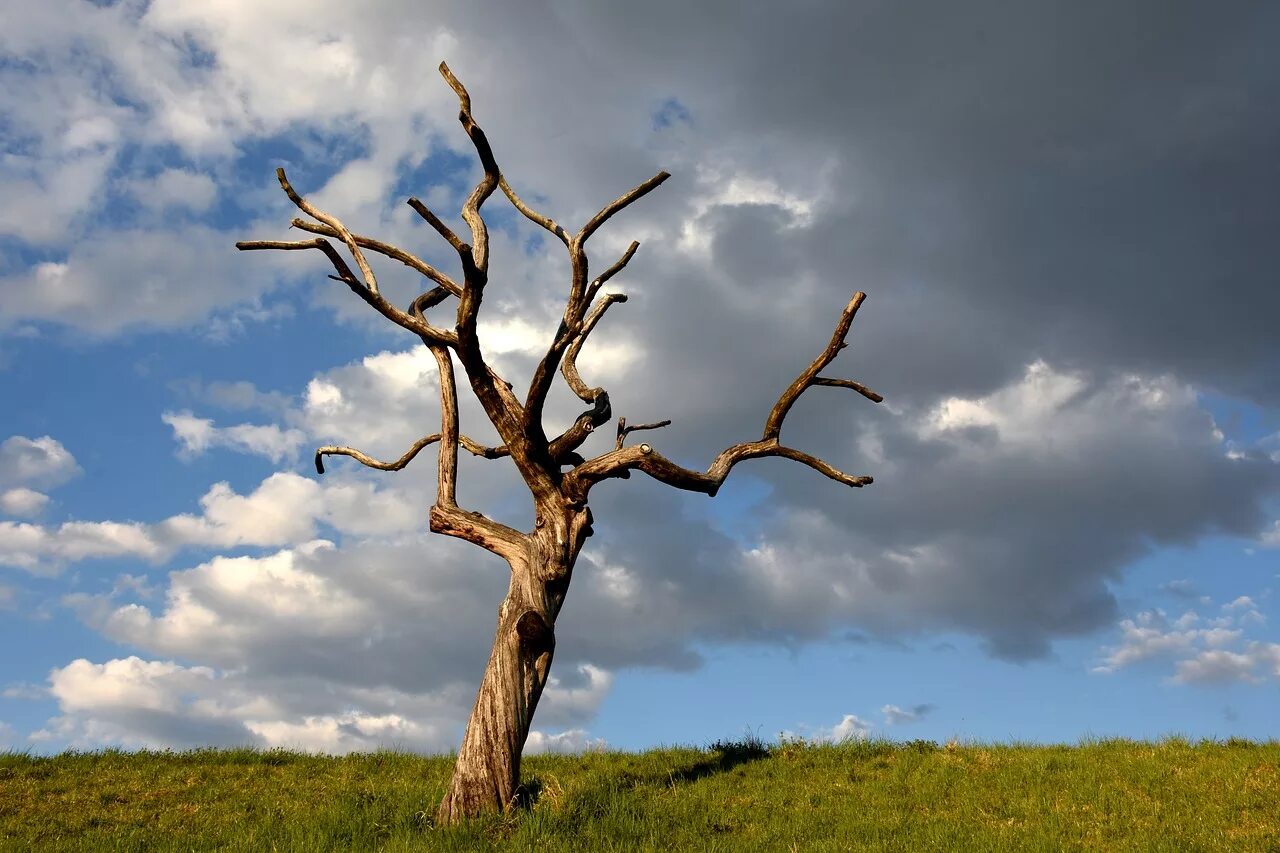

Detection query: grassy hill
xmin=1 ymin=733 xmax=1277 ymax=851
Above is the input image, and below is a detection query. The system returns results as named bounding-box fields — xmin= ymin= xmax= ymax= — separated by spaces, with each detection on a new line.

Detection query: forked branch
xmin=290 ymin=218 xmax=462 ymax=297
xmin=274 ymin=168 xmax=380 ymax=294
xmin=564 ymin=291 xmax=881 ymax=502
xmin=615 ymin=416 xmax=672 ymax=450
xmin=235 ymin=234 xmax=457 ymax=346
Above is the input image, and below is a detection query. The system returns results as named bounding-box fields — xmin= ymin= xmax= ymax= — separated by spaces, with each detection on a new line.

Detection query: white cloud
xmin=0 ymin=488 xmax=50 ymax=517
xmin=786 ymin=713 xmax=874 ymax=745
xmin=676 ymin=160 xmax=838 ymax=257
xmin=124 ymin=168 xmax=217 ymax=212
xmin=162 ymin=410 xmax=307 ymax=463
xmin=50 ymin=656 xmax=218 ymax=715
xmin=245 ymin=711 xmax=435 ymax=755
xmin=0 ymin=520 xmax=165 ymax=576
xmin=0 ymin=436 xmax=81 ymax=490
xmin=1 ymin=471 xmax=424 ymax=575
xmin=1091 ymin=604 xmax=1279 ymax=685
xmin=524 ymin=728 xmax=606 ymax=755
xmin=1170 ymin=650 xmax=1264 ymax=686
xmin=97 ymin=541 xmax=370 ymax=658
xmin=0 ymin=225 xmax=262 ymax=337
xmin=38 ymin=654 xmax=461 ymax=754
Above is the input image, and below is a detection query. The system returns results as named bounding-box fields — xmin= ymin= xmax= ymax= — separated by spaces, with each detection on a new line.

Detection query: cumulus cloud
xmin=36 ymin=655 xmax=465 ymax=754
xmin=1091 ymin=601 xmax=1278 ymax=685
xmin=0 ymin=488 xmax=50 ymax=518
xmin=784 ymin=714 xmax=874 ymax=745
xmin=0 ymin=436 xmax=81 ymax=491
xmin=524 ymin=728 xmax=607 ymax=755
xmin=1 ymin=472 xmax=424 ymax=575
xmin=162 ymin=410 xmax=308 ymax=464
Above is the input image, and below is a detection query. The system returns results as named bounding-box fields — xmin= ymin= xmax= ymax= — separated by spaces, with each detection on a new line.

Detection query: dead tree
xmin=236 ymin=62 xmax=882 ymax=825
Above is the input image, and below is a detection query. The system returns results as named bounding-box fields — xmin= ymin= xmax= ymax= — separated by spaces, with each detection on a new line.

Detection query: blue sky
xmin=1 ymin=1 xmax=1278 ymax=756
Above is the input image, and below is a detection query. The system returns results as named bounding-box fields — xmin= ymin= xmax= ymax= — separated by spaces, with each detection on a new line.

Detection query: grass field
xmin=1 ymin=733 xmax=1277 ymax=851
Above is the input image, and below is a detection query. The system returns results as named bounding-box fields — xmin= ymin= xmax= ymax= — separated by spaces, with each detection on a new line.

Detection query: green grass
xmin=1 ymin=733 xmax=1277 ymax=851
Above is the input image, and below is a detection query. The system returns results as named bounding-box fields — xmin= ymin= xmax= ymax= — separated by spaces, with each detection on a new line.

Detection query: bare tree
xmin=236 ymin=62 xmax=882 ymax=825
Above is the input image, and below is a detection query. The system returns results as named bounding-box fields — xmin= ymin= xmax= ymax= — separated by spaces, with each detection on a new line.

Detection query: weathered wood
xmin=234 ymin=59 xmax=882 ymax=826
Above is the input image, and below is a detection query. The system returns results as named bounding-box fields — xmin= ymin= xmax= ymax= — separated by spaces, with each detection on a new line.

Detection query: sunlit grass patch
xmin=2 ymin=733 xmax=1277 ymax=851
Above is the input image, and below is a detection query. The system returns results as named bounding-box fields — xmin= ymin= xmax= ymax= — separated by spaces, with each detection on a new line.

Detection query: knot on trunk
xmin=514 ymin=610 xmax=553 ymax=652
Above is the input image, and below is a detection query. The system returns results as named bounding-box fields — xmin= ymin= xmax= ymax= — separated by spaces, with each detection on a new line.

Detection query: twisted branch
xmin=314 ymin=433 xmax=507 ymax=474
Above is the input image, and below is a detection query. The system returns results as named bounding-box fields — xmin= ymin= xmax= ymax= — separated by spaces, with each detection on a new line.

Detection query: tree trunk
xmin=435 ymin=529 xmax=573 ymax=824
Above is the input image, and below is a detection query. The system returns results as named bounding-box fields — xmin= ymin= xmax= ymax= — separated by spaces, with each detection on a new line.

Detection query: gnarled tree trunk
xmin=436 ymin=513 xmax=585 ymax=822
xmin=436 ymin=585 xmax=552 ymax=818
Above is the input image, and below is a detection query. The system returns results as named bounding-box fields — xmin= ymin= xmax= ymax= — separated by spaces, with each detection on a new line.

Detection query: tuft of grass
xmin=1 ymin=733 xmax=1278 ymax=851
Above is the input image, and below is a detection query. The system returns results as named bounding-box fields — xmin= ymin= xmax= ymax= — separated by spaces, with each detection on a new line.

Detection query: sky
xmin=1 ymin=0 xmax=1279 ymax=757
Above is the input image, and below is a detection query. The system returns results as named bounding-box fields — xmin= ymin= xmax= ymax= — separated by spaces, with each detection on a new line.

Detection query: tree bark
xmin=435 ymin=523 xmax=577 ymax=823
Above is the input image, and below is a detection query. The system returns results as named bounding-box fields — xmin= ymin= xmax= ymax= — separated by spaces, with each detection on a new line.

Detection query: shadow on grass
xmin=515 ymin=733 xmax=772 ymax=811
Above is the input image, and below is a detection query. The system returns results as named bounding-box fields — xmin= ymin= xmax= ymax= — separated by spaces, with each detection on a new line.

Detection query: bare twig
xmin=813 ymin=376 xmax=884 ymax=403
xmin=615 ymin=417 xmax=673 ymax=450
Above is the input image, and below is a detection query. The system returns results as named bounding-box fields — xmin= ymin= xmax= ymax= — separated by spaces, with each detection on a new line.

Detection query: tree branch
xmin=812 ymin=376 xmax=884 ymax=403
xmin=564 ymin=439 xmax=872 ymax=503
xmin=523 ymin=183 xmax=662 ymax=447
xmin=763 ymin=291 xmax=873 ymax=441
xmin=576 ymin=172 xmax=671 ymax=248
xmin=314 ymin=433 xmax=508 ymax=474
xmin=564 ymin=291 xmax=881 ymax=502
xmin=439 ymin=61 xmax=498 ymax=275
xmin=583 ymin=241 xmax=640 ymax=309
xmin=561 ymin=292 xmax=627 ymax=401
xmin=615 ymin=416 xmax=672 ymax=450
xmin=235 ymin=238 xmax=457 ymax=346
xmin=406 ymin=198 xmax=469 ymax=257
xmin=499 ymin=176 xmax=569 ymax=247
xmin=290 ymin=218 xmax=462 ymax=297
xmin=274 ymin=167 xmax=380 ymax=295
xmin=436 ymin=62 xmax=557 ymax=498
